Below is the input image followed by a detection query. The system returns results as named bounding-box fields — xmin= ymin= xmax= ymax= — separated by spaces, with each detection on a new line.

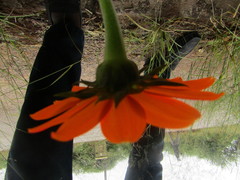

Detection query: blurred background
xmin=0 ymin=0 xmax=239 ymax=179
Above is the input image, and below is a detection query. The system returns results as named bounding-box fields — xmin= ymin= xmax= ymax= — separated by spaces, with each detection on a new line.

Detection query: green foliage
xmin=73 ymin=142 xmax=97 ymax=173
xmin=187 ymin=14 xmax=240 ymax=124
xmin=0 ymin=151 xmax=8 ymax=169
xmin=164 ymin=125 xmax=240 ymax=167
xmin=106 ymin=141 xmax=131 ymax=161
xmin=73 ymin=141 xmax=131 ymax=173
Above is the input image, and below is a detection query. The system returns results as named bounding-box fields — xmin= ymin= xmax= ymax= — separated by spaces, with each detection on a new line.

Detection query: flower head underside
xmin=29 ymin=76 xmax=224 ymax=143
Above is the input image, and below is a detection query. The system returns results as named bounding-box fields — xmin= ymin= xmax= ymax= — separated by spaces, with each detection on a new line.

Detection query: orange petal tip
xmin=71 ymin=86 xmax=86 ymax=92
xmin=51 ymin=132 xmax=72 ymax=142
xmin=28 ymin=128 xmax=35 ymax=134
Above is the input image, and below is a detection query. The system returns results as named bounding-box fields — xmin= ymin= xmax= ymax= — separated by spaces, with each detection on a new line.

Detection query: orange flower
xmin=28 ymin=0 xmax=224 ymax=144
xmin=28 ymin=77 xmax=224 ymax=143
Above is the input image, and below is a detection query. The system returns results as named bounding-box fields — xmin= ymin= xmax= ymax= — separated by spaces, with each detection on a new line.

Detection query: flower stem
xmin=98 ymin=0 xmax=127 ymax=63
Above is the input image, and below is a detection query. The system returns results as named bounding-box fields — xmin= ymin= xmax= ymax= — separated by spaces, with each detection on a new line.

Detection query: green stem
xmin=98 ymin=0 xmax=127 ymax=63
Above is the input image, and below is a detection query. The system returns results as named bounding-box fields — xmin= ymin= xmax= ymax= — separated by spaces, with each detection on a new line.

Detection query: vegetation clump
xmin=164 ymin=125 xmax=240 ymax=167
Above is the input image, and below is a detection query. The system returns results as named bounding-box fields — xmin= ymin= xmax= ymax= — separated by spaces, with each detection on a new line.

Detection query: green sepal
xmin=54 ymin=88 xmax=98 ymax=100
xmin=95 ymin=60 xmax=139 ymax=93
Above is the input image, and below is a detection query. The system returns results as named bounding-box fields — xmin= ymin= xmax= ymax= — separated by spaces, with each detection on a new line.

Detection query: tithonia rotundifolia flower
xmin=28 ymin=0 xmax=224 ymax=143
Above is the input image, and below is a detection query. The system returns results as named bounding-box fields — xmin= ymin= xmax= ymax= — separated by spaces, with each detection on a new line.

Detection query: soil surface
xmin=0 ymin=0 xmax=239 ymax=44
xmin=0 ymin=0 xmax=239 ymax=150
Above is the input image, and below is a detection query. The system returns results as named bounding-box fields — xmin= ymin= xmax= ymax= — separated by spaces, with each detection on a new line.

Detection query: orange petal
xmin=101 ymin=96 xmax=147 ymax=143
xmin=168 ymin=77 xmax=216 ymax=90
xmin=145 ymin=86 xmax=224 ymax=100
xmin=51 ymin=98 xmax=112 ymax=142
xmin=30 ymin=97 xmax=81 ymax=120
xmin=72 ymin=86 xmax=86 ymax=92
xmin=130 ymin=92 xmax=201 ymax=129
xmin=28 ymin=97 xmax=96 ymax=133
